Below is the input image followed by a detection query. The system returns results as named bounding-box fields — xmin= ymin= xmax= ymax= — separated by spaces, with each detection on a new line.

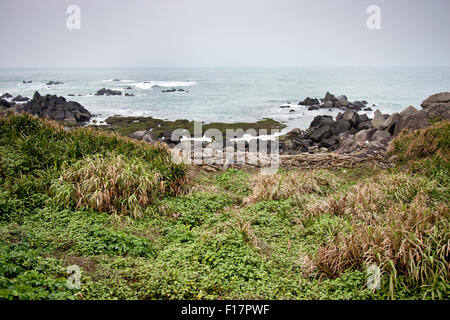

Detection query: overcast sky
xmin=1 ymin=0 xmax=449 ymax=67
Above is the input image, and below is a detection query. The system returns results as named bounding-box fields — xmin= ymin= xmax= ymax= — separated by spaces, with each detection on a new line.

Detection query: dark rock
xmin=162 ymin=88 xmax=177 ymax=93
xmin=124 ymin=93 xmax=135 ymax=97
xmin=113 ymin=79 xmax=120 ymax=82
xmin=68 ymin=94 xmax=75 ymax=97
xmin=1 ymin=93 xmax=13 ymax=99
xmin=95 ymin=88 xmax=122 ymax=96
xmin=0 ymin=99 xmax=11 ymax=108
xmin=308 ymin=105 xmax=319 ymax=110
xmin=359 ymin=114 xmax=369 ymax=122
xmin=21 ymin=91 xmax=92 ymax=123
xmin=320 ymin=136 xmax=339 ymax=148
xmin=46 ymin=81 xmax=64 ymax=85
xmin=363 ymin=107 xmax=372 ymax=111
xmin=332 ymin=119 xmax=352 ymax=134
xmin=322 ymin=91 xmax=337 ymax=102
xmin=310 ymin=115 xmax=334 ymax=128
xmin=124 ymin=87 xmax=132 ymax=90
xmin=279 ymin=105 xmax=290 ymax=108
xmin=289 ymin=109 xmax=295 ymax=113
xmin=341 ymin=110 xmax=360 ymax=127
xmin=309 ymin=125 xmax=335 ymax=142
xmin=22 ymin=80 xmax=32 ymax=84
xmin=299 ymin=97 xmax=320 ymax=106
xmin=357 ymin=121 xmax=373 ymax=130
xmin=12 ymin=95 xmax=29 ymax=102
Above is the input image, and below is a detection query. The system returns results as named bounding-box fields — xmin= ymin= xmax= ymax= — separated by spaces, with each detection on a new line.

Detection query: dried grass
xmin=244 ymin=170 xmax=339 ymax=204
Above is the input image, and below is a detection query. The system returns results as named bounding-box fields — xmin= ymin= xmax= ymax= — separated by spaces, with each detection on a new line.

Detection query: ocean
xmin=1 ymin=67 xmax=449 ymax=132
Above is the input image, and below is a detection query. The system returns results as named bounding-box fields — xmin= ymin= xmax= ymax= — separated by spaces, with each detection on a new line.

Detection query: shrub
xmin=51 ymin=153 xmax=175 ymax=220
xmin=307 ymin=172 xmax=449 ymax=298
xmin=389 ymin=121 xmax=450 ymax=180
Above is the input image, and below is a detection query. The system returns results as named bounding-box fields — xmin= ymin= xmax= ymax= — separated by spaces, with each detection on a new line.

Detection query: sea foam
xmin=134 ymin=81 xmax=197 ymax=90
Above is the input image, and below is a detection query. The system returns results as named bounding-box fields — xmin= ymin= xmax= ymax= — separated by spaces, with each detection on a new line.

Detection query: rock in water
xmin=12 ymin=95 xmax=29 ymax=102
xmin=21 ymin=91 xmax=92 ymax=123
xmin=1 ymin=93 xmax=13 ymax=99
xmin=298 ymin=97 xmax=320 ymax=106
xmin=95 ymin=88 xmax=122 ymax=96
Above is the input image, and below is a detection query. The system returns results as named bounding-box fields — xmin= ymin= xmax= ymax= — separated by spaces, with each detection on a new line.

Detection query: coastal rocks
xmin=162 ymin=88 xmax=188 ymax=93
xmin=1 ymin=93 xmax=13 ymax=99
xmin=21 ymin=91 xmax=92 ymax=123
xmin=95 ymin=88 xmax=122 ymax=96
xmin=12 ymin=95 xmax=29 ymax=102
xmin=22 ymin=80 xmax=32 ymax=84
xmin=298 ymin=97 xmax=320 ymax=106
xmin=298 ymin=92 xmax=371 ymax=112
xmin=124 ymin=93 xmax=135 ymax=97
xmin=0 ymin=99 xmax=11 ymax=108
xmin=46 ymin=81 xmax=64 ymax=85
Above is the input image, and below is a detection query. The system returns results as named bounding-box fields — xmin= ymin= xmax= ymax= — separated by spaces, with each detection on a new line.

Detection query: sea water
xmin=1 ymin=67 xmax=449 ymax=132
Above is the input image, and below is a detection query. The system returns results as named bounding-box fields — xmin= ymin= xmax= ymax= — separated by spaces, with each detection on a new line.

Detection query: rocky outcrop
xmin=421 ymin=92 xmax=450 ymax=109
xmin=21 ymin=91 xmax=92 ymax=123
xmin=46 ymin=81 xmax=64 ymax=85
xmin=12 ymin=95 xmax=29 ymax=102
xmin=0 ymin=99 xmax=11 ymax=108
xmin=1 ymin=93 xmax=13 ymax=99
xmin=298 ymin=92 xmax=372 ymax=112
xmin=298 ymin=97 xmax=320 ymax=106
xmin=162 ymin=88 xmax=188 ymax=93
xmin=95 ymin=88 xmax=122 ymax=96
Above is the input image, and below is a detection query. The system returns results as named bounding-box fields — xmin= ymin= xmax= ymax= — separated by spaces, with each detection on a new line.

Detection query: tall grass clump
xmin=389 ymin=120 xmax=450 ymax=182
xmin=0 ymin=114 xmax=188 ymax=219
xmin=51 ymin=153 xmax=171 ymax=220
xmin=245 ymin=170 xmax=339 ymax=204
xmin=307 ymin=172 xmax=449 ymax=299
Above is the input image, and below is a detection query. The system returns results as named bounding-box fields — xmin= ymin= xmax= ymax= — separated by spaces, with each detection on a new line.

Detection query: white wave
xmin=134 ymin=81 xmax=197 ymax=90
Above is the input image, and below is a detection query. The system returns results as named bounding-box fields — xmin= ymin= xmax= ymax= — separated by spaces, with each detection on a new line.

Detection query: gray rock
xmin=381 ymin=113 xmax=401 ymax=134
xmin=129 ymin=130 xmax=147 ymax=140
xmin=309 ymin=125 xmax=335 ymax=142
xmin=299 ymin=97 xmax=320 ymax=106
xmin=372 ymin=109 xmax=385 ymax=128
xmin=421 ymin=92 xmax=450 ymax=108
xmin=341 ymin=110 xmax=360 ymax=127
xmin=310 ymin=115 xmax=334 ymax=128
xmin=332 ymin=119 xmax=352 ymax=134
xmin=95 ymin=88 xmax=122 ymax=96
xmin=335 ymin=139 xmax=359 ymax=154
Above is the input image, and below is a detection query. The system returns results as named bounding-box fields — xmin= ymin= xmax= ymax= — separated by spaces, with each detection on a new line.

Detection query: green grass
xmin=0 ymin=114 xmax=448 ymax=300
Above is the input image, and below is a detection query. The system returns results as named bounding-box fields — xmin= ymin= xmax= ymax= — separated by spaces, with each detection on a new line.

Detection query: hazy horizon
xmin=1 ymin=0 xmax=449 ymax=68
